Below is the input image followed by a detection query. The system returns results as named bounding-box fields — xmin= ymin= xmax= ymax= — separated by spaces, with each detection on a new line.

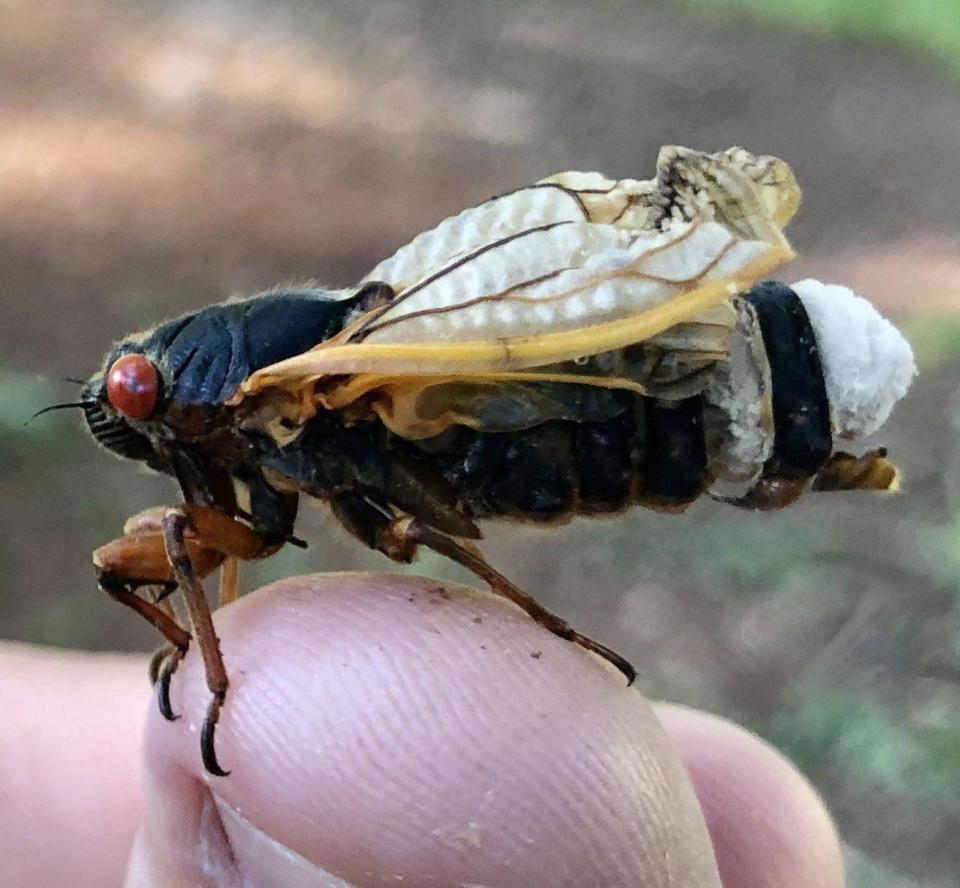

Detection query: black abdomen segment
xmin=431 ymin=393 xmax=708 ymax=522
xmin=743 ymin=282 xmax=832 ymax=479
xmin=643 ymin=396 xmax=707 ymax=505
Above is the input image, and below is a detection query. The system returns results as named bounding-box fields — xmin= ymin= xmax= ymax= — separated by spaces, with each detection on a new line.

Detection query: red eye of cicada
xmin=106 ymin=354 xmax=160 ymax=419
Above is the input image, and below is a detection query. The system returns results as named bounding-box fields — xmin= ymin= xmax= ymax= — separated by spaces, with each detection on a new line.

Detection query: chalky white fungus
xmin=792 ymin=278 xmax=916 ymax=439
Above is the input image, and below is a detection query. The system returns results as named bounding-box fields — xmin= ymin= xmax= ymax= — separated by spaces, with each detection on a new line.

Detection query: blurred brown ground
xmin=1 ymin=2 xmax=959 ymax=885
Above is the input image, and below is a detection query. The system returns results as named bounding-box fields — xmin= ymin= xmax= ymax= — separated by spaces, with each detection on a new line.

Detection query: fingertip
xmin=656 ymin=704 xmax=845 ymax=888
xmin=138 ymin=573 xmax=722 ymax=887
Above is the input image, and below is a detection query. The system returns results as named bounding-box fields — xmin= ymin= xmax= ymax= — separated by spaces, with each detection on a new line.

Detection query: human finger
xmin=656 ymin=704 xmax=845 ymax=888
xmin=128 ymin=572 xmax=722 ymax=887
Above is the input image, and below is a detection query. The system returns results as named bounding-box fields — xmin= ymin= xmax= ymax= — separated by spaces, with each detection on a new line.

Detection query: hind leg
xmin=391 ymin=518 xmax=636 ymax=685
xmin=329 ymin=494 xmax=635 ymax=685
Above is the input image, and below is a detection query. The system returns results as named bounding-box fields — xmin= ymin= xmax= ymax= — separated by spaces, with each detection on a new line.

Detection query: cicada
xmin=77 ymin=146 xmax=914 ymax=774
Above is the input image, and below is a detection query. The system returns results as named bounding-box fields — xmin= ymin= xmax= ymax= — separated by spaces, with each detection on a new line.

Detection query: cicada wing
xmin=232 ymin=147 xmax=799 ymax=440
xmin=238 ymin=217 xmax=789 ymax=388
xmin=362 ymin=144 xmax=799 ymax=292
xmin=309 ymin=310 xmax=733 ymax=441
xmin=357 ymin=377 xmax=639 ymax=441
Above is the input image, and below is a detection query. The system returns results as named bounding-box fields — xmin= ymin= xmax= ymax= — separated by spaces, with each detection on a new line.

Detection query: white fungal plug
xmin=792 ymin=279 xmax=916 ymax=439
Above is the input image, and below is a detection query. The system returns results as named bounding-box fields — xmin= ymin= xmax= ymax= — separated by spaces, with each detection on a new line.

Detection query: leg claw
xmin=201 ymin=691 xmax=230 ymax=777
xmin=156 ymin=649 xmax=186 ymax=721
xmin=570 ymin=631 xmax=636 ymax=685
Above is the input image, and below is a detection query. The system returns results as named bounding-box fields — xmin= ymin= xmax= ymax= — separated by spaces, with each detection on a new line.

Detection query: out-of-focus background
xmin=2 ymin=1 xmax=959 ymax=883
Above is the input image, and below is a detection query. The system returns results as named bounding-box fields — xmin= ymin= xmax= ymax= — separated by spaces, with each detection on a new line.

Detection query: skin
xmin=0 ymin=573 xmax=846 ymax=887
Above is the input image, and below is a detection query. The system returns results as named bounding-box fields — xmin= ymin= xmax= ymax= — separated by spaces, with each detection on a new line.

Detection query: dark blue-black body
xmin=82 ymin=280 xmax=836 ymax=560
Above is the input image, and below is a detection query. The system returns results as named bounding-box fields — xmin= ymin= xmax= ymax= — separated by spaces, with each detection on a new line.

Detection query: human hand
xmin=0 ymin=574 xmax=845 ymax=887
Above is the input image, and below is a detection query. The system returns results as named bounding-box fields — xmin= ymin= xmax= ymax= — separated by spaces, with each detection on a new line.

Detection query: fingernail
xmin=215 ymin=798 xmax=359 ymax=888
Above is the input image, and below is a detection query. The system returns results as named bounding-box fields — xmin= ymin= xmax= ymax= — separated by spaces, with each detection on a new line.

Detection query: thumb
xmin=126 ymin=572 xmax=721 ymax=887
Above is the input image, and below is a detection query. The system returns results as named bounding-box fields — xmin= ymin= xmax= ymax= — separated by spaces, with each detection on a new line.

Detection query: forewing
xmin=306 ymin=302 xmax=733 ymax=439
xmin=233 ymin=147 xmax=798 ymax=441
xmin=240 ymin=217 xmax=790 ymax=390
xmin=362 ymin=143 xmax=799 ymax=292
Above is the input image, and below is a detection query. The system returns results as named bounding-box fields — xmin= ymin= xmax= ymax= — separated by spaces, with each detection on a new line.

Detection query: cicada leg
xmin=146 ymin=642 xmax=184 ymax=722
xmin=160 ymin=509 xmax=232 ymax=776
xmin=381 ymin=516 xmax=637 ymax=686
xmin=94 ymin=504 xmax=279 ymax=776
xmin=812 ymin=448 xmax=900 ymax=493
xmin=96 ymin=572 xmax=193 ymax=659
xmin=147 ymin=596 xmax=188 ymax=722
xmin=95 ymin=507 xmax=225 ymax=721
xmin=219 ymin=555 xmax=240 ymax=607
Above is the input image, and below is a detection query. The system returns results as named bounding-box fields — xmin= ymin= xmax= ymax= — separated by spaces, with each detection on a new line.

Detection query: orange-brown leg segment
xmin=219 ymin=556 xmax=240 ymax=607
xmin=98 ymin=577 xmax=192 ymax=653
xmin=95 ymin=520 xmax=194 ymax=665
xmin=382 ymin=518 xmax=637 ymax=685
xmin=95 ymin=512 xmax=227 ymax=722
xmin=160 ymin=506 xmax=279 ymax=776
xmin=161 ymin=509 xmax=233 ymax=776
xmin=96 ymin=504 xmax=279 ymax=775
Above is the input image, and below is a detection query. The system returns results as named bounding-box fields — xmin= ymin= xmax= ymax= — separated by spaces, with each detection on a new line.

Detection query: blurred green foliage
xmin=849 ymin=855 xmax=957 ymax=888
xmin=904 ymin=316 xmax=960 ymax=372
xmin=774 ymin=691 xmax=960 ymax=803
xmin=674 ymin=0 xmax=960 ymax=80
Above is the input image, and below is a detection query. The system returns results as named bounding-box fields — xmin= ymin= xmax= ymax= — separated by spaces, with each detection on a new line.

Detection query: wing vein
xmin=362 ymin=221 xmax=739 ymax=341
xmin=353 ymin=220 xmax=574 ymax=340
xmin=361 ymin=268 xmax=570 ymax=337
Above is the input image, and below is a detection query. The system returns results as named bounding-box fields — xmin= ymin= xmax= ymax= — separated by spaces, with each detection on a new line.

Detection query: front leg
xmin=94 ymin=504 xmax=279 ymax=775
xmin=95 ymin=505 xmax=250 ymax=720
xmin=161 ymin=509 xmax=232 ymax=776
xmin=94 ymin=509 xmax=221 ymax=719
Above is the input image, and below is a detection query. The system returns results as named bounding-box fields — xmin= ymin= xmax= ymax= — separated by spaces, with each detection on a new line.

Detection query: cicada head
xmin=81 ymin=339 xmax=173 ymax=470
xmin=82 ymin=288 xmax=380 ymax=474
xmin=81 ymin=384 xmax=159 ymax=463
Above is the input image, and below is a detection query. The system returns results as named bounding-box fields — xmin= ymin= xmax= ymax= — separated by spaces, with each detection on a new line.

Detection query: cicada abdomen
xmin=352 ymin=277 xmax=911 ymax=521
